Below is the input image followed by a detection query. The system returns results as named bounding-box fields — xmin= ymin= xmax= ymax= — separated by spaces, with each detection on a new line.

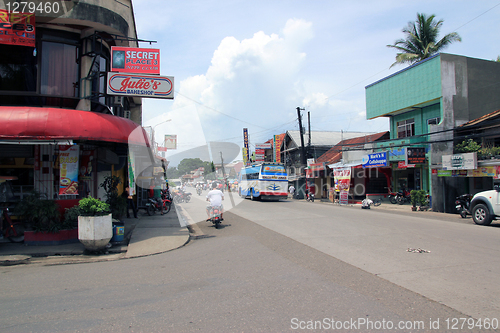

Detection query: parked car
xmin=470 ymin=185 xmax=500 ymax=225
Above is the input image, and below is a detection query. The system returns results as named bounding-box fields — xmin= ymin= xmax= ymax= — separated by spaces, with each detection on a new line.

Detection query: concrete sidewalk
xmin=0 ymin=204 xmax=190 ymax=266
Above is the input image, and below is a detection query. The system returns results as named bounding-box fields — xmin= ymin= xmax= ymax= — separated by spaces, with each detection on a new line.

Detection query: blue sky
xmin=132 ymin=0 xmax=500 ymax=161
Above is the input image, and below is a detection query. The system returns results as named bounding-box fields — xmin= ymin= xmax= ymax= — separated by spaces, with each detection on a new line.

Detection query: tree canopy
xmin=387 ymin=13 xmax=461 ymax=68
xmin=166 ymin=158 xmax=213 ymax=179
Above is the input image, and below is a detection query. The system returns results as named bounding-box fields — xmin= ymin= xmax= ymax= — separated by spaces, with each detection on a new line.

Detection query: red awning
xmin=0 ymin=107 xmax=150 ymax=147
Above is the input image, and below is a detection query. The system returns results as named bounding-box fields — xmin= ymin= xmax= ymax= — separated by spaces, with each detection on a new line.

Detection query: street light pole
xmin=151 ymin=119 xmax=172 ymax=147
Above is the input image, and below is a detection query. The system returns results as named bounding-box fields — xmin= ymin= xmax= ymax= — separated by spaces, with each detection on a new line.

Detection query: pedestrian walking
xmin=289 ymin=185 xmax=295 ymax=199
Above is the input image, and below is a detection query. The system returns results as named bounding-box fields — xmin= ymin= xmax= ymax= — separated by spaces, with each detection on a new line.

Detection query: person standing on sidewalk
xmin=289 ymin=185 xmax=295 ymax=199
xmin=122 ymin=186 xmax=138 ymax=218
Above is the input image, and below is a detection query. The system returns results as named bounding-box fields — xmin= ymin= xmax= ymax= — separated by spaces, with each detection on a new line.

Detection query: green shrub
xmin=63 ymin=205 xmax=81 ymax=229
xmin=78 ymin=197 xmax=110 ymax=217
xmin=14 ymin=192 xmax=61 ymax=232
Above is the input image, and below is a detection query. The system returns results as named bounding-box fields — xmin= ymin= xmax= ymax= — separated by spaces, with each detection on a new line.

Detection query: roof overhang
xmin=0 ymin=106 xmax=150 ymax=147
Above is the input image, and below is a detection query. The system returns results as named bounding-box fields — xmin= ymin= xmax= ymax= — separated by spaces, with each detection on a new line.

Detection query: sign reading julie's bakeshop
xmin=107 ymin=73 xmax=174 ymax=99
xmin=111 ymin=46 xmax=160 ymax=75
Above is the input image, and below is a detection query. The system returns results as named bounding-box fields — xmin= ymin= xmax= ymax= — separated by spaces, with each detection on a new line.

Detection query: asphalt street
xmin=0 ymin=191 xmax=498 ymax=332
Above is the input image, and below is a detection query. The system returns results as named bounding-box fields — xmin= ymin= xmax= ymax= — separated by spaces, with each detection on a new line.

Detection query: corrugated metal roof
xmin=317 ymin=131 xmax=389 ymax=164
xmin=287 ymin=130 xmax=376 ymax=148
xmin=457 ymin=109 xmax=500 ymax=128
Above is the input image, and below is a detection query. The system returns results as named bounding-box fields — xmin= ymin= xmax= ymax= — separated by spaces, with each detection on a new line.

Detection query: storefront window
xmin=0 ymin=45 xmax=37 ymax=92
xmin=40 ymin=41 xmax=78 ymax=97
xmin=397 ymin=119 xmax=415 ymax=138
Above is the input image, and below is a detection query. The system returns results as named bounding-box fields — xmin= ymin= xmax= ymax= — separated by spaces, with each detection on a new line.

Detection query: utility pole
xmin=296 ymin=107 xmax=306 ymax=167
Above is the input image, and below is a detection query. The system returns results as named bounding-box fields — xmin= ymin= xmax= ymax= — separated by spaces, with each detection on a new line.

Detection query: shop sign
xmin=128 ymin=151 xmax=136 ymax=195
xmin=362 ymin=152 xmax=387 ymax=168
xmin=406 ymin=147 xmax=426 ymax=165
xmin=469 ymin=166 xmax=497 ymax=178
xmin=255 ymin=149 xmax=265 ymax=155
xmin=437 ymin=170 xmax=452 ymax=177
xmin=387 ymin=147 xmax=406 ymax=161
xmin=111 ymin=47 xmax=160 ymax=75
xmin=59 ymin=145 xmax=79 ymax=195
xmin=442 ymin=152 xmax=477 ymax=170
xmin=309 ymin=163 xmax=325 ymax=171
xmin=333 ymin=167 xmax=351 ymax=205
xmin=273 ymin=134 xmax=284 ymax=163
xmin=243 ymin=129 xmax=249 ymax=163
xmin=398 ymin=161 xmax=415 ymax=169
xmin=0 ymin=10 xmax=35 ymax=47
xmin=164 ymin=135 xmax=177 ymax=150
xmin=255 ymin=143 xmax=271 ymax=149
xmin=107 ymin=73 xmax=174 ymax=99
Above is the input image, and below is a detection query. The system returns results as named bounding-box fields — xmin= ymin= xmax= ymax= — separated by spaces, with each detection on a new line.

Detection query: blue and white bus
xmin=238 ymin=163 xmax=288 ymax=200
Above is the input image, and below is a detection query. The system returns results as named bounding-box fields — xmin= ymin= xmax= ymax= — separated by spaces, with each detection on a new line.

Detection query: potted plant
xmin=77 ymin=196 xmax=112 ymax=251
xmin=410 ymin=190 xmax=419 ymax=211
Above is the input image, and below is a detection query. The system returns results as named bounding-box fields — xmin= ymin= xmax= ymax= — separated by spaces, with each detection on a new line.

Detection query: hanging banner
xmin=0 ymin=10 xmax=35 ymax=47
xmin=242 ymin=147 xmax=248 ymax=166
xmin=59 ymin=145 xmax=79 ymax=195
xmin=333 ymin=167 xmax=351 ymax=205
xmin=243 ymin=128 xmax=249 ymax=163
xmin=111 ymin=46 xmax=160 ymax=75
xmin=128 ymin=150 xmax=136 ymax=195
xmin=273 ymin=134 xmax=284 ymax=163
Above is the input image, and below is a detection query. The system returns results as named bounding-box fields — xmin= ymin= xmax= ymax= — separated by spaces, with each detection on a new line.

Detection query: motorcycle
xmin=146 ymin=190 xmax=172 ymax=216
xmin=455 ymin=194 xmax=472 ymax=218
xmin=388 ymin=191 xmax=399 ymax=204
xmin=305 ymin=191 xmax=315 ymax=202
xmin=396 ymin=189 xmax=411 ymax=205
xmin=173 ymin=189 xmax=191 ymax=204
xmin=208 ymin=205 xmax=223 ymax=229
xmin=196 ymin=187 xmax=202 ymax=196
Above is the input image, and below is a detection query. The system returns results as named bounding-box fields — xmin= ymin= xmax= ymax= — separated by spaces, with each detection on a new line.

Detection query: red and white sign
xmin=107 ymin=73 xmax=174 ymax=99
xmin=0 ymin=10 xmax=35 ymax=47
xmin=111 ymin=47 xmax=160 ymax=75
xmin=255 ymin=143 xmax=272 ymax=149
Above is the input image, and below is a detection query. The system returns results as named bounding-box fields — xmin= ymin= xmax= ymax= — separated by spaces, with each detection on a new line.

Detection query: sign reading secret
xmin=111 ymin=46 xmax=160 ymax=75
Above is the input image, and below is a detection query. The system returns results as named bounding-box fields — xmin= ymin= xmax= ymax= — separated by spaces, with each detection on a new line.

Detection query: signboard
xmin=111 ymin=47 xmax=160 ymax=75
xmin=107 ymin=73 xmax=174 ymax=99
xmin=362 ymin=152 xmax=388 ymax=168
xmin=442 ymin=152 xmax=477 ymax=170
xmin=273 ymin=134 xmax=284 ymax=163
xmin=255 ymin=143 xmax=272 ymax=149
xmin=334 ymin=167 xmax=351 ymax=205
xmin=398 ymin=161 xmax=415 ymax=169
xmin=242 ymin=147 xmax=248 ymax=166
xmin=164 ymin=135 xmax=177 ymax=150
xmin=128 ymin=150 xmax=136 ymax=195
xmin=0 ymin=10 xmax=35 ymax=47
xmin=243 ymin=128 xmax=249 ymax=163
xmin=406 ymin=147 xmax=426 ymax=165
xmin=59 ymin=145 xmax=79 ymax=195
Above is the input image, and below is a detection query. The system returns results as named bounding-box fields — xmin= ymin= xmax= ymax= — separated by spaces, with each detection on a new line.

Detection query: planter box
xmin=24 ymin=229 xmax=78 ymax=246
xmin=78 ymin=214 xmax=112 ymax=251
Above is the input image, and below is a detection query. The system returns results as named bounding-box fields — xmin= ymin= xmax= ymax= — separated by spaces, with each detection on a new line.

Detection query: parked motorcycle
xmin=455 ymin=194 xmax=472 ymax=218
xmin=173 ymin=189 xmax=191 ymax=204
xmin=306 ymin=192 xmax=315 ymax=202
xmin=208 ymin=205 xmax=223 ymax=229
xmin=146 ymin=190 xmax=172 ymax=216
xmin=396 ymin=189 xmax=411 ymax=205
xmin=388 ymin=191 xmax=399 ymax=204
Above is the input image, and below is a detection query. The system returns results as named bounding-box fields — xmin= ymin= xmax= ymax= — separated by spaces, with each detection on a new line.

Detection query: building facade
xmin=0 ymin=1 xmax=155 ymax=207
xmin=366 ymin=53 xmax=500 ymax=212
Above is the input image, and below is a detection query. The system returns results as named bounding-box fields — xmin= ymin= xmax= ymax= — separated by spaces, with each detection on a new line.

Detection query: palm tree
xmin=387 ymin=13 xmax=461 ymax=68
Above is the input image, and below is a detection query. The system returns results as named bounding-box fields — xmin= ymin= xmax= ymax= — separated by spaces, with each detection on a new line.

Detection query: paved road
xmin=181 ymin=192 xmax=500 ymax=321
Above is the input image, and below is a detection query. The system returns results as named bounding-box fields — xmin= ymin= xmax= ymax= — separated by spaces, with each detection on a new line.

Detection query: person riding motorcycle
xmin=206 ymin=182 xmax=224 ymax=221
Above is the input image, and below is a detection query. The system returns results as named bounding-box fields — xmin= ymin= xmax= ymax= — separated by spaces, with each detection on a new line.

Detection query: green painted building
xmin=365 ymin=53 xmax=500 ymax=213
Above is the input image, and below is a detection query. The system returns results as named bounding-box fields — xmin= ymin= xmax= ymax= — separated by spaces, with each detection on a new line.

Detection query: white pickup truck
xmin=470 ymin=185 xmax=500 ymax=225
